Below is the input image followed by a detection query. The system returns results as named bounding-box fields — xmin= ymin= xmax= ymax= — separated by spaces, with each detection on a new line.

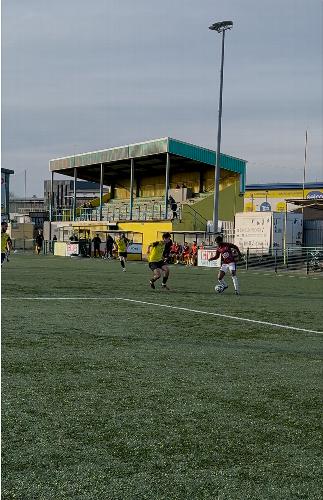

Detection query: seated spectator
xmin=182 ymin=243 xmax=190 ymax=266
xmin=169 ymin=242 xmax=178 ymax=264
xmin=172 ymin=243 xmax=182 ymax=264
xmin=190 ymin=241 xmax=198 ymax=266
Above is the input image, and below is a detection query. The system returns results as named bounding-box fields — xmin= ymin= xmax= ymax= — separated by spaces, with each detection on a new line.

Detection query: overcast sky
xmin=2 ymin=0 xmax=322 ymax=196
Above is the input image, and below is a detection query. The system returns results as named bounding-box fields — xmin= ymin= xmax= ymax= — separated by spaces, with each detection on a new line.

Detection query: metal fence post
xmin=245 ymin=248 xmax=249 ymax=271
xmin=274 ymin=249 xmax=277 ymax=273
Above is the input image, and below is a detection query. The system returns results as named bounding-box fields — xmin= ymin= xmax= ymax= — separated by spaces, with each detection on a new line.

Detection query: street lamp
xmin=209 ymin=20 xmax=233 ymax=234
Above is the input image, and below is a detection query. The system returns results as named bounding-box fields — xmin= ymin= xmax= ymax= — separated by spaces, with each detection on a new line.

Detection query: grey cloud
xmin=2 ymin=0 xmax=322 ymax=196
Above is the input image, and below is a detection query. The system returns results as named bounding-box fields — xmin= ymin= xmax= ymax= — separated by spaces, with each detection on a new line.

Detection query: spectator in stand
xmin=190 ymin=241 xmax=198 ymax=266
xmin=92 ymin=233 xmax=102 ymax=258
xmin=168 ymin=195 xmax=178 ymax=220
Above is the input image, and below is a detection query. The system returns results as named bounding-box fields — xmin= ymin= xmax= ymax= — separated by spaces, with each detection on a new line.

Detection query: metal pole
xmin=73 ymin=167 xmax=77 ymax=222
xmin=303 ymin=130 xmax=308 ymax=200
xmin=49 ymin=170 xmax=54 ymax=242
xmin=130 ymin=158 xmax=134 ymax=220
xmin=99 ymin=163 xmax=104 ymax=221
xmin=165 ymin=153 xmax=170 ymax=219
xmin=213 ymin=29 xmax=226 ymax=234
xmin=283 ymin=204 xmax=288 ymax=266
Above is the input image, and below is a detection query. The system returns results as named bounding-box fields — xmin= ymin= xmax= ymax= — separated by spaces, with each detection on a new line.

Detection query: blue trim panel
xmin=246 ymin=182 xmax=323 ymax=190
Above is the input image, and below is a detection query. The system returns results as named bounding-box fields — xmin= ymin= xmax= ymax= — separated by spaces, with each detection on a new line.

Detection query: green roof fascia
xmin=168 ymin=138 xmax=246 ymax=191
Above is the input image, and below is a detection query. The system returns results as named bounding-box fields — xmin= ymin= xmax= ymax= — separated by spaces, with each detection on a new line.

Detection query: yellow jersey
xmin=148 ymin=241 xmax=165 ymax=263
xmin=116 ymin=238 xmax=127 ymax=253
xmin=1 ymin=232 xmax=10 ymax=253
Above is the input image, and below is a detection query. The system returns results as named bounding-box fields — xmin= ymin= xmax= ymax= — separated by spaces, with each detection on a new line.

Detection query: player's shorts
xmin=220 ymin=262 xmax=236 ymax=273
xmin=149 ymin=260 xmax=165 ymax=271
xmin=1 ymin=253 xmax=6 ymax=264
xmin=119 ymin=252 xmax=127 ymax=258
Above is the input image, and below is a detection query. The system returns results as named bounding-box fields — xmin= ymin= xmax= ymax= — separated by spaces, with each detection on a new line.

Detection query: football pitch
xmin=2 ymin=254 xmax=322 ymax=499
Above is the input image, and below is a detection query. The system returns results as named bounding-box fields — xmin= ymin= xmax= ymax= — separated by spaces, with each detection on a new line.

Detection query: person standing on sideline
xmin=105 ymin=234 xmax=114 ymax=259
xmin=92 ymin=233 xmax=102 ymax=258
xmin=1 ymin=221 xmax=12 ymax=266
xmin=208 ymin=235 xmax=242 ymax=295
xmin=116 ymin=233 xmax=129 ymax=271
xmin=35 ymin=230 xmax=44 ymax=255
xmin=147 ymin=232 xmax=172 ymax=290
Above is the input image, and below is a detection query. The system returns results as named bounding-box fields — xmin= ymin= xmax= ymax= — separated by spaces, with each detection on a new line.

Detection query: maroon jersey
xmin=215 ymin=243 xmax=239 ymax=265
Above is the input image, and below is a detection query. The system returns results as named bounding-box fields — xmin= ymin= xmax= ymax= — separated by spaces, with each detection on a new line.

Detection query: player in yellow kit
xmin=147 ymin=232 xmax=172 ymax=290
xmin=115 ymin=233 xmax=129 ymax=271
xmin=1 ymin=221 xmax=12 ymax=266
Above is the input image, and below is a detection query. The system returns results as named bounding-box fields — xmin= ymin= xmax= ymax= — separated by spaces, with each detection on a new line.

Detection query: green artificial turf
xmin=1 ymin=254 xmax=322 ymax=499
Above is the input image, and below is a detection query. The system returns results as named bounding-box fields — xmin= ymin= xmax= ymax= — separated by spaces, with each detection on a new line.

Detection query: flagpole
xmin=303 ymin=130 xmax=308 ymax=199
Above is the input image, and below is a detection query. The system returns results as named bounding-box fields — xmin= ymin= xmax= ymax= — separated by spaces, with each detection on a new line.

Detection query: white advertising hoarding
xmin=235 ymin=212 xmax=303 ymax=254
xmin=235 ymin=213 xmax=272 ymax=252
xmin=197 ymin=249 xmax=221 ymax=267
xmin=66 ymin=243 xmax=79 ymax=256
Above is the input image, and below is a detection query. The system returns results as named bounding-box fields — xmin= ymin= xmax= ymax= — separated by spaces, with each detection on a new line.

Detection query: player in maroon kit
xmin=208 ymin=235 xmax=242 ymax=295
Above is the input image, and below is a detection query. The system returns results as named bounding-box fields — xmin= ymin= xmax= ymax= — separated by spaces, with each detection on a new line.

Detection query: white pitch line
xmin=4 ymin=296 xmax=322 ymax=334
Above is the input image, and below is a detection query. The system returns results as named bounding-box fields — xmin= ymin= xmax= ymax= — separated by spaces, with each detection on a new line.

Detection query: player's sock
xmin=120 ymin=260 xmax=125 ymax=269
xmin=232 ymin=276 xmax=240 ymax=293
xmin=219 ymin=279 xmax=228 ymax=289
xmin=161 ymin=276 xmax=170 ymax=289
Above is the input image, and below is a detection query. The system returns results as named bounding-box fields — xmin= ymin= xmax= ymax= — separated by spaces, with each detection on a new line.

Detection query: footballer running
xmin=208 ymin=235 xmax=242 ymax=295
xmin=115 ymin=233 xmax=129 ymax=271
xmin=147 ymin=232 xmax=172 ymax=290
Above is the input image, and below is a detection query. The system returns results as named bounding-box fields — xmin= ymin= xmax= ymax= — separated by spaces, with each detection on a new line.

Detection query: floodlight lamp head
xmin=209 ymin=20 xmax=233 ymax=32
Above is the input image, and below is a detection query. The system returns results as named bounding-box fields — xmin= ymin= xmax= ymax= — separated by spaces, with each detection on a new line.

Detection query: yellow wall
xmin=139 ymin=174 xmax=165 ymax=197
xmin=112 ymin=168 xmax=241 ymax=199
xmin=54 ymin=241 xmax=67 ymax=256
xmin=118 ymin=221 xmax=173 ymax=255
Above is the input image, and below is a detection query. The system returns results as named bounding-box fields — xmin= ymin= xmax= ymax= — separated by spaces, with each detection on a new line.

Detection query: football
xmin=214 ymin=283 xmax=225 ymax=293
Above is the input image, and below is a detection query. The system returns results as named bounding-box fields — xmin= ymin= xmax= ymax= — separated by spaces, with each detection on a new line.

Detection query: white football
xmin=214 ymin=284 xmax=225 ymax=293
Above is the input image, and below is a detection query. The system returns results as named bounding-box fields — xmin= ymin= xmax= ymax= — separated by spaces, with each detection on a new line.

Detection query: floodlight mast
xmin=209 ymin=20 xmax=233 ymax=234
